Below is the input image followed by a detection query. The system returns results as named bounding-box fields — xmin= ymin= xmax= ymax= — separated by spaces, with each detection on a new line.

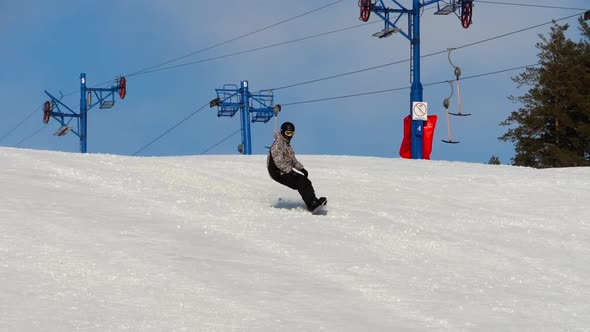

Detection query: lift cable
xmin=475 ymin=0 xmax=587 ymax=11
xmin=130 ymin=21 xmax=378 ymax=77
xmin=0 ymin=105 xmax=41 ymax=143
xmin=15 ymin=125 xmax=49 ymax=147
xmin=280 ymin=63 xmax=540 ymax=106
xmin=132 ymin=102 xmax=210 ymax=156
xmin=200 ymin=128 xmax=242 ymax=155
xmin=126 ymin=0 xmax=346 ymax=78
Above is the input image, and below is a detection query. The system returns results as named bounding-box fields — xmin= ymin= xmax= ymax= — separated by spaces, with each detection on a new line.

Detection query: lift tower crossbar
xmin=210 ymin=80 xmax=277 ymax=155
xmin=43 ymin=73 xmax=127 ymax=153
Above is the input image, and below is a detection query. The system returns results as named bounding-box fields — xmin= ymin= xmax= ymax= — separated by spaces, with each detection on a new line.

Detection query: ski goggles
xmin=283 ymin=130 xmax=295 ymax=137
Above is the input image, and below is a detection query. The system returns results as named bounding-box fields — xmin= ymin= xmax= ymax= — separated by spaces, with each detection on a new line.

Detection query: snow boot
xmin=307 ymin=197 xmax=327 ymax=212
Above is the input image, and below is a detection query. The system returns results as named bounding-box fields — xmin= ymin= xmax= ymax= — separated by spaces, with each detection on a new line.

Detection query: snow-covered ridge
xmin=1 ymin=147 xmax=589 ymax=331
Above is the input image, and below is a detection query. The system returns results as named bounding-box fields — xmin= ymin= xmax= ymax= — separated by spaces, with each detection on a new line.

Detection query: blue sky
xmin=1 ymin=0 xmax=588 ymax=164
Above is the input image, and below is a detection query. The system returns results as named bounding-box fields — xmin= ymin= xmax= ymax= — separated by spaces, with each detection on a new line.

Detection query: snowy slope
xmin=1 ymin=147 xmax=589 ymax=331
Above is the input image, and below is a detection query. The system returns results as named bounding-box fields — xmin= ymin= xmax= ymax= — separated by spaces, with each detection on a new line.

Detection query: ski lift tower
xmin=358 ymin=0 xmax=474 ymax=159
xmin=210 ymin=81 xmax=278 ymax=155
xmin=43 ymin=73 xmax=127 ymax=153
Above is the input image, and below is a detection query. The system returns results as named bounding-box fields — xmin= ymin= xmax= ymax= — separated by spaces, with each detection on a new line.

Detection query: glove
xmin=300 ymin=168 xmax=308 ymax=178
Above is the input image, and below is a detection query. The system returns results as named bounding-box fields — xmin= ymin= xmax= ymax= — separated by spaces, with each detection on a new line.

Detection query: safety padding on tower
xmin=399 ymin=115 xmax=438 ymax=160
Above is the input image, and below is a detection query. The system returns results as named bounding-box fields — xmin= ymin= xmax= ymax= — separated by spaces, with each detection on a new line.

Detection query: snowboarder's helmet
xmin=280 ymin=122 xmax=295 ymax=132
xmin=280 ymin=121 xmax=295 ymax=139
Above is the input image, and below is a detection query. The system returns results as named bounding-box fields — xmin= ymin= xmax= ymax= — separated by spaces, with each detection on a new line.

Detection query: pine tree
xmin=488 ymin=155 xmax=501 ymax=165
xmin=500 ymin=18 xmax=590 ymax=168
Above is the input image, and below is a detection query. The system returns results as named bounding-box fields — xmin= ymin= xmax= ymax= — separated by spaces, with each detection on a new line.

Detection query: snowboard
xmin=273 ymin=197 xmax=327 ymax=215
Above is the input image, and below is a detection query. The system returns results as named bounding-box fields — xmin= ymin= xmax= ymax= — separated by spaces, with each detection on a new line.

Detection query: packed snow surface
xmin=1 ymin=147 xmax=589 ymax=331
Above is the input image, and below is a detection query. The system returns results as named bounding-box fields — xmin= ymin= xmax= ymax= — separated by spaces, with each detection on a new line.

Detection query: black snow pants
xmin=268 ymin=157 xmax=317 ymax=209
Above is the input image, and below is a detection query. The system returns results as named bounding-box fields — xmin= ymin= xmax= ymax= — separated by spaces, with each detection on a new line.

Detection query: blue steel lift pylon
xmin=43 ymin=73 xmax=127 ymax=153
xmin=358 ymin=0 xmax=473 ymax=159
xmin=210 ymin=80 xmax=279 ymax=155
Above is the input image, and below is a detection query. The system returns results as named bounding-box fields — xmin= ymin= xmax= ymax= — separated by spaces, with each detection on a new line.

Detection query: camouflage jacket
xmin=267 ymin=132 xmax=304 ymax=175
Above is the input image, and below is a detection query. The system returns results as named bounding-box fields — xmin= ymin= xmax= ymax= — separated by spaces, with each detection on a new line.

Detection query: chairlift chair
xmin=53 ymin=126 xmax=72 ymax=137
xmin=249 ymin=90 xmax=275 ymax=123
xmin=447 ymin=48 xmax=471 ymax=117
xmin=213 ymin=84 xmax=241 ymax=118
xmin=441 ymin=82 xmax=460 ymax=144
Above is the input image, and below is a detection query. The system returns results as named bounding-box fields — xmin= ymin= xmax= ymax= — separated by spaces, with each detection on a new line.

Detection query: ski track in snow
xmin=1 ymin=147 xmax=589 ymax=331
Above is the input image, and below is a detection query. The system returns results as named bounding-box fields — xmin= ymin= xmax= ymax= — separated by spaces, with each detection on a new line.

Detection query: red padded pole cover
xmin=423 ymin=115 xmax=437 ymax=160
xmin=399 ymin=115 xmax=437 ymax=159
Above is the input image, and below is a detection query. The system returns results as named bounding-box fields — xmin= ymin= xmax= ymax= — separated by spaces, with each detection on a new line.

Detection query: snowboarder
xmin=267 ymin=121 xmax=327 ymax=212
